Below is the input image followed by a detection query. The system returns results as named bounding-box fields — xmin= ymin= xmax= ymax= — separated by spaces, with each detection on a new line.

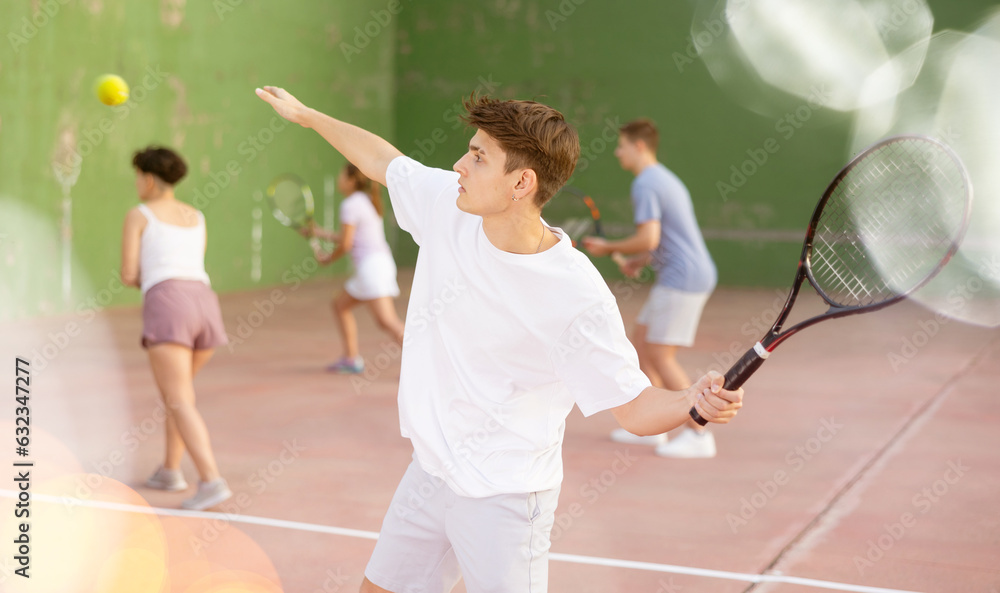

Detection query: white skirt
xmin=345 ymin=251 xmax=400 ymax=300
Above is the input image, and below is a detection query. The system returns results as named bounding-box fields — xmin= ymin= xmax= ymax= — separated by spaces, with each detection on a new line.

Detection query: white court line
xmin=0 ymin=490 xmax=925 ymax=593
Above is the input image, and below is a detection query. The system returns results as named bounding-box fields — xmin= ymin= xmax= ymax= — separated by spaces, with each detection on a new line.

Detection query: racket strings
xmin=268 ymin=178 xmax=314 ymax=228
xmin=810 ymin=138 xmax=968 ymax=308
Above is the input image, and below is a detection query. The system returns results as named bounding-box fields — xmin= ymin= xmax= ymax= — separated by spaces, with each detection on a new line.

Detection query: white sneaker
xmin=610 ymin=428 xmax=668 ymax=446
xmin=655 ymin=428 xmax=716 ymax=458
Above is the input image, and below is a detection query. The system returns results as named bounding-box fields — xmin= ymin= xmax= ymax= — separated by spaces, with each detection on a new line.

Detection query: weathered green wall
xmin=0 ymin=0 xmax=395 ymax=320
xmin=3 ymin=0 xmax=996 ymax=320
xmin=393 ymin=0 xmax=998 ymax=283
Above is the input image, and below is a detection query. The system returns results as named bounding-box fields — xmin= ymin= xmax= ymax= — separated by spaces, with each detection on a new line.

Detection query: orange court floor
xmin=0 ymin=269 xmax=997 ymax=593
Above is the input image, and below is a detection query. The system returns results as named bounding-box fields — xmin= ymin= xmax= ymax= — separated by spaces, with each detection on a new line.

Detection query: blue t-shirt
xmin=632 ymin=163 xmax=717 ymax=292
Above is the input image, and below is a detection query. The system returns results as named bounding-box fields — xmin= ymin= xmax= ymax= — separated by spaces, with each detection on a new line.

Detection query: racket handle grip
xmin=689 ymin=343 xmax=768 ymax=426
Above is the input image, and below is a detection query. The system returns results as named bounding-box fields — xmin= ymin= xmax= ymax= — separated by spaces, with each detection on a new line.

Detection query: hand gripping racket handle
xmin=688 ymin=342 xmax=768 ymax=426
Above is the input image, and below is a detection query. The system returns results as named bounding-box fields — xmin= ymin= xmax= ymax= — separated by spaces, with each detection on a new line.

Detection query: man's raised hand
xmin=256 ymin=86 xmax=312 ymax=127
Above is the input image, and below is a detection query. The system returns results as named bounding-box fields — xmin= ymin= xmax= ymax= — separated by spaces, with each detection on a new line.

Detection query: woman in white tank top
xmin=306 ymin=163 xmax=404 ymax=374
xmin=120 ymin=146 xmax=232 ymax=511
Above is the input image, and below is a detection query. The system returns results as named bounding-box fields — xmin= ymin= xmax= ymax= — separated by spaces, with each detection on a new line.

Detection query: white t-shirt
xmin=386 ymin=156 xmax=651 ymax=498
xmin=339 ymin=191 xmax=392 ymax=264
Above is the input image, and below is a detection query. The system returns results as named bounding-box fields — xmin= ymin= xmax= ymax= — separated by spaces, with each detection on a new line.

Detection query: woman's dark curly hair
xmin=132 ymin=146 xmax=187 ymax=185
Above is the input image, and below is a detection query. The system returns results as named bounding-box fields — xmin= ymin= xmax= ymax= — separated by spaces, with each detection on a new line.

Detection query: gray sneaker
xmin=182 ymin=478 xmax=233 ymax=511
xmin=145 ymin=466 xmax=188 ymax=491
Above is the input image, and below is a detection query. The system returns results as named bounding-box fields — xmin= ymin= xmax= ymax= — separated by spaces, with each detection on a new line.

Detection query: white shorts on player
xmin=636 ymin=285 xmax=711 ymax=347
xmin=365 ymin=460 xmax=559 ymax=593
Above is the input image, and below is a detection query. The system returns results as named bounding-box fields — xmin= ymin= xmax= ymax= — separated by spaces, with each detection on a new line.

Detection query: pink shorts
xmin=142 ymin=279 xmax=228 ymax=350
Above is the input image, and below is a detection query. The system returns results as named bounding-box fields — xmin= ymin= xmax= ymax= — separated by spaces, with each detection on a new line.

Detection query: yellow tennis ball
xmin=94 ymin=74 xmax=130 ymax=106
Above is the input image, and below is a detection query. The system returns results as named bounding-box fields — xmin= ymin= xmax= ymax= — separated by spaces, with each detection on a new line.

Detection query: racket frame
xmin=266 ymin=173 xmax=316 ymax=231
xmin=690 ymin=134 xmax=972 ymax=424
xmin=554 ymin=185 xmax=604 ymax=241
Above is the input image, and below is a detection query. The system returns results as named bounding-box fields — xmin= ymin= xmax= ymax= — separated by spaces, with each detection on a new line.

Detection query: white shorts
xmin=345 ymin=252 xmax=400 ymax=301
xmin=636 ymin=285 xmax=712 ymax=346
xmin=365 ymin=460 xmax=560 ymax=593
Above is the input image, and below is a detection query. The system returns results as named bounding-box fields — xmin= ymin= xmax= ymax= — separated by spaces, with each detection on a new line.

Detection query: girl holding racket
xmin=305 ymin=163 xmax=404 ymax=374
xmin=120 ymin=146 xmax=232 ymax=511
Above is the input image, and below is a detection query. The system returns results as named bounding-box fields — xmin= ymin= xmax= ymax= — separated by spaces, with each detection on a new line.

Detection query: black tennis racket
xmin=690 ymin=135 xmax=972 ymax=425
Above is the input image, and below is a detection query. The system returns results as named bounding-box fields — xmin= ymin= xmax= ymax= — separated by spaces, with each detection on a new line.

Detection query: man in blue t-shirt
xmin=584 ymin=118 xmax=718 ymax=458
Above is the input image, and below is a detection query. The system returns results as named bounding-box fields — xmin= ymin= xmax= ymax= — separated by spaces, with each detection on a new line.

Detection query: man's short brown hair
xmin=619 ymin=119 xmax=659 ymax=155
xmin=461 ymin=95 xmax=580 ymax=207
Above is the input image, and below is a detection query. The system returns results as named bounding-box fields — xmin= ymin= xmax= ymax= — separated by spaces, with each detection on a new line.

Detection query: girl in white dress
xmin=308 ymin=163 xmax=404 ymax=373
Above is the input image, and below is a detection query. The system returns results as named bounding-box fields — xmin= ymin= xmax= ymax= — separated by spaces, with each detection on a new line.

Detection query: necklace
xmin=534 ymin=224 xmax=546 ymax=254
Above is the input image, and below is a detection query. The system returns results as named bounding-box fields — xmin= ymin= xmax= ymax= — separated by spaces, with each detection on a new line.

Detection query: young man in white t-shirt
xmin=256 ymin=86 xmax=743 ymax=593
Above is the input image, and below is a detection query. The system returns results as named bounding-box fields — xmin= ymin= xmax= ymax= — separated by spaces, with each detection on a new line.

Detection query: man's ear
xmin=512 ymin=169 xmax=539 ymax=202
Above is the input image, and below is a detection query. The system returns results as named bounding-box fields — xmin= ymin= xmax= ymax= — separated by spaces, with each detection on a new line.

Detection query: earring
xmin=512 ymin=194 xmax=520 ymax=202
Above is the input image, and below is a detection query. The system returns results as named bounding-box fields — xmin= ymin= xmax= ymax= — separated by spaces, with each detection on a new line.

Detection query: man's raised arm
xmin=255 ymin=86 xmax=403 ymax=186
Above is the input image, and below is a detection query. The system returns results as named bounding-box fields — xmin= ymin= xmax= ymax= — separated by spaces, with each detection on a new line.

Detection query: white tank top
xmin=137 ymin=203 xmax=211 ymax=294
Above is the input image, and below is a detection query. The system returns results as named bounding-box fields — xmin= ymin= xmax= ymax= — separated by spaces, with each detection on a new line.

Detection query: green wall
xmin=0 ymin=0 xmax=395 ymax=320
xmin=393 ymin=0 xmax=999 ymax=283
xmin=2 ymin=0 xmax=996 ymax=319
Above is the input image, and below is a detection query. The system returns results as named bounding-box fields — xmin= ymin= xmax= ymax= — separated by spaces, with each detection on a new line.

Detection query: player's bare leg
xmin=366 ymin=296 xmax=404 ymax=344
xmin=646 ymin=343 xmax=717 ymax=458
xmin=333 ymin=291 xmax=362 ymax=359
